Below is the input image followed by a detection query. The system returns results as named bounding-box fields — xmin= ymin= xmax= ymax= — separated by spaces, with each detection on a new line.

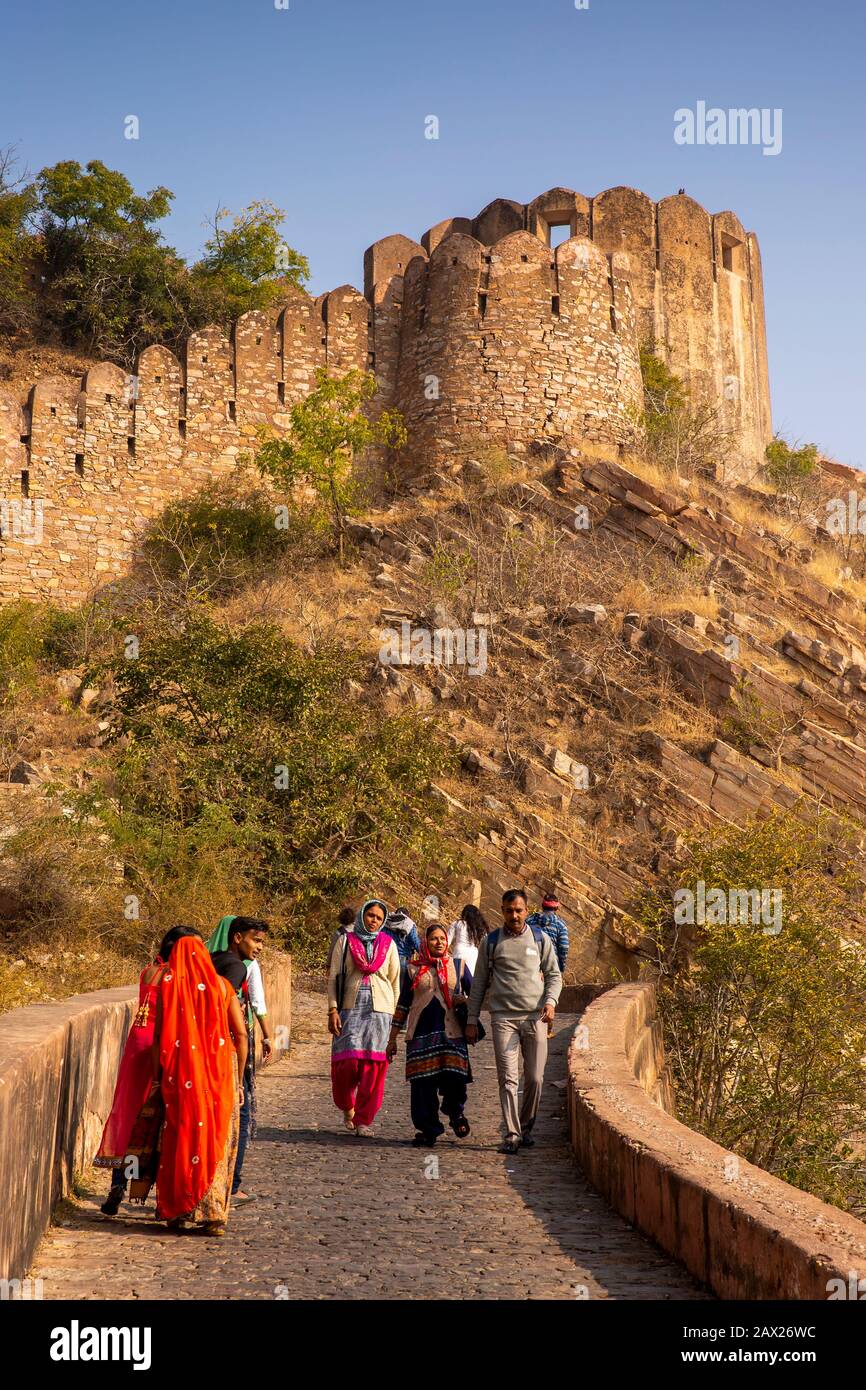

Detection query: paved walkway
xmin=33 ymin=1002 xmax=706 ymax=1300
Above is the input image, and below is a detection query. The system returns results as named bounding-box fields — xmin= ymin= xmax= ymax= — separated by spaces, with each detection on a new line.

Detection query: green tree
xmin=637 ymin=346 xmax=732 ymax=478
xmin=640 ymin=809 xmax=866 ymax=1211
xmin=35 ymin=159 xmax=184 ymax=362
xmin=764 ymin=435 xmax=819 ymax=517
xmin=254 ymin=369 xmax=406 ymax=563
xmin=189 ymin=201 xmax=308 ymax=323
xmin=99 ymin=613 xmax=456 ymax=952
xmin=25 ymin=161 xmax=309 ymax=365
xmin=0 ymin=146 xmax=37 ymax=335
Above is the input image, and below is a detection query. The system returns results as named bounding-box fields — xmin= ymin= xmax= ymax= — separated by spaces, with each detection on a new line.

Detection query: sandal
xmin=203 ymin=1221 xmax=226 ymax=1237
xmin=450 ymin=1114 xmax=471 ymax=1139
xmin=411 ymin=1132 xmax=437 ymax=1147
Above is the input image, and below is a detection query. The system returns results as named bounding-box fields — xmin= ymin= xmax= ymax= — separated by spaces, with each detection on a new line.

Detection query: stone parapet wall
xmin=0 ymin=292 xmax=370 ymax=605
xmin=0 ymin=951 xmax=291 ymax=1282
xmin=1 ymin=185 xmax=771 ymax=605
xmin=567 ymin=981 xmax=866 ymax=1299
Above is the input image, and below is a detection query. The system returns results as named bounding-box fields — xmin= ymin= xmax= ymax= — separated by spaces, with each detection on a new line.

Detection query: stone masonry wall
xmin=376 ymin=185 xmax=771 ymax=476
xmin=0 ymin=952 xmax=291 ymax=1282
xmin=0 ymin=185 xmax=771 ymax=606
xmin=0 ymin=289 xmax=370 ymax=604
xmin=393 ymin=231 xmax=643 ymax=470
xmin=568 ymin=982 xmax=866 ymax=1299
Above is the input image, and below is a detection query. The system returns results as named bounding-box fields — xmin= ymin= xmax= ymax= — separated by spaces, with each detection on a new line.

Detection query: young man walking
xmin=465 ymin=889 xmax=562 ymax=1155
xmin=526 ymin=891 xmax=569 ymax=1037
xmin=526 ymin=891 xmax=569 ymax=974
xmin=208 ymin=915 xmax=272 ymax=1202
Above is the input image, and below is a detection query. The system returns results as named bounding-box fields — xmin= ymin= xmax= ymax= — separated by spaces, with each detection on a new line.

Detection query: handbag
xmin=334 ymin=933 xmax=349 ymax=1012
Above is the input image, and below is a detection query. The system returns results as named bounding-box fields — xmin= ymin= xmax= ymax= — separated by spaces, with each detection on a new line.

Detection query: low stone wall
xmin=567 ymin=981 xmax=866 ymax=1300
xmin=0 ymin=951 xmax=291 ymax=1282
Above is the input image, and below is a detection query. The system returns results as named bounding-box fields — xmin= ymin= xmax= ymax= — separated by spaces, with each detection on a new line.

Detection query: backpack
xmin=485 ymin=924 xmax=547 ymax=971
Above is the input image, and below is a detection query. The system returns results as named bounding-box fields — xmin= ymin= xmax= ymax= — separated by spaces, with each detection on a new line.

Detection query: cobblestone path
xmin=33 ymin=1003 xmax=706 ymax=1300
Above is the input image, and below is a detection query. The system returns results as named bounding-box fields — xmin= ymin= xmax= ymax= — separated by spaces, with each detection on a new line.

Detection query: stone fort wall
xmin=0 ymin=186 xmax=771 ymax=605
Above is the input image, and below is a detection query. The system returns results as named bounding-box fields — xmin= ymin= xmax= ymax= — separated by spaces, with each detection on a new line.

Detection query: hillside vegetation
xmin=2 ymin=273 xmax=866 ymax=1211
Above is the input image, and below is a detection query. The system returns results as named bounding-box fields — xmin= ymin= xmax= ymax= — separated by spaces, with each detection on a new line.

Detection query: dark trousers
xmin=410 ymin=1073 xmax=468 ymax=1139
xmin=232 ymin=1073 xmax=252 ymax=1195
xmin=110 ymin=1165 xmax=127 ymax=1190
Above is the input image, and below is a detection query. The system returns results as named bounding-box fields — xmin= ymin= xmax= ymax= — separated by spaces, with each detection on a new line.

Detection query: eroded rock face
xmin=370 ymin=446 xmax=866 ymax=988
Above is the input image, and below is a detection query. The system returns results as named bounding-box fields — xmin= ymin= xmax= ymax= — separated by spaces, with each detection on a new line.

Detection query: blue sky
xmin=2 ymin=0 xmax=863 ymax=465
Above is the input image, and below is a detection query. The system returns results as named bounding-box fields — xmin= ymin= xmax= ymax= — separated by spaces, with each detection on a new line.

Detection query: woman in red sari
xmin=95 ymin=925 xmax=199 ymax=1215
xmin=152 ymin=934 xmax=247 ymax=1236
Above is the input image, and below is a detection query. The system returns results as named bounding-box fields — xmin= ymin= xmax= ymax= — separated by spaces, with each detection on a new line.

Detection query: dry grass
xmin=619 ymin=452 xmax=686 ymax=493
xmin=807 ymin=548 xmax=846 ymax=593
xmin=633 ymin=689 xmax=718 ymax=743
xmin=612 ymin=578 xmax=719 ymax=621
xmin=219 ymin=564 xmax=378 ymax=650
xmin=0 ymin=940 xmax=136 ymax=1015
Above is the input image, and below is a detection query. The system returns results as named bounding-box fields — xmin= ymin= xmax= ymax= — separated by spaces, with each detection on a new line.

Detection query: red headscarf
xmin=155 ymin=936 xmax=235 ymax=1221
xmin=411 ymin=929 xmax=453 ymax=1010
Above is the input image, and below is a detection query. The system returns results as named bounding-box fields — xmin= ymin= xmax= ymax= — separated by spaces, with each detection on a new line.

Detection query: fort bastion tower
xmin=0 ymin=187 xmax=771 ymax=604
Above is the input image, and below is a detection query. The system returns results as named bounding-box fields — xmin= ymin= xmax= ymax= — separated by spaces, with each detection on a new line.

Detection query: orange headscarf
xmin=411 ymin=928 xmax=454 ymax=1010
xmin=155 ymin=935 xmax=235 ymax=1221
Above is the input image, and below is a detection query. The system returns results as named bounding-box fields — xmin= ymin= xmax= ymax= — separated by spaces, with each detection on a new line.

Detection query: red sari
xmin=94 ymin=965 xmax=162 ymax=1170
xmin=154 ymin=936 xmax=236 ymax=1222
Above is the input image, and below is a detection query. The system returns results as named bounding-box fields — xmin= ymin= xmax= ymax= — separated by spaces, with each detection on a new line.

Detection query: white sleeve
xmin=247 ymin=958 xmax=268 ymax=1016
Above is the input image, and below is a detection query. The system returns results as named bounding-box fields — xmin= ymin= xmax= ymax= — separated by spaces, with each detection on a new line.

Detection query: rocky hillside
xmin=348 ymin=449 xmax=866 ymax=973
xmin=2 ymin=440 xmax=866 ymax=1007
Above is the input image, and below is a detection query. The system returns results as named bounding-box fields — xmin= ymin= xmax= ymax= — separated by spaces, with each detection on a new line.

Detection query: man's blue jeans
xmin=232 ymin=1072 xmax=252 ymax=1195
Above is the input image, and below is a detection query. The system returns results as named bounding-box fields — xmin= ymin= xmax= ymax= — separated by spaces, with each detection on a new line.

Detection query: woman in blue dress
xmin=386 ymin=922 xmax=475 ymax=1146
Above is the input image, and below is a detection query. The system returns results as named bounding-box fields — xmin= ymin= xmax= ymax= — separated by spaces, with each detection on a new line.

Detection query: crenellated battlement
xmin=0 ymin=286 xmax=372 ymax=602
xmin=392 ymin=230 xmax=643 ymax=468
xmin=366 ymin=186 xmax=771 ymax=472
xmin=0 ymin=185 xmax=771 ymax=604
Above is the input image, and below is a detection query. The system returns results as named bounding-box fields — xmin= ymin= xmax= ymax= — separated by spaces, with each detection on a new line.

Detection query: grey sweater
xmin=467 ymin=926 xmax=562 ymax=1021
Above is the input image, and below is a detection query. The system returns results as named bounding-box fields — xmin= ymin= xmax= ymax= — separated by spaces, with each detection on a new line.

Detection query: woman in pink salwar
xmin=326 ymin=899 xmax=400 ymax=1136
xmin=94 ymin=926 xmax=200 ymax=1214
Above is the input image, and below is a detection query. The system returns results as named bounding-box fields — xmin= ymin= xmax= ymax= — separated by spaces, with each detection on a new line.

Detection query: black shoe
xmin=411 ymin=1132 xmax=437 ymax=1147
xmin=100 ymin=1185 xmax=125 ymax=1216
xmin=520 ymin=1132 xmax=536 ymax=1147
xmin=449 ymin=1113 xmax=471 ymax=1138
xmin=498 ymin=1138 xmax=520 ymax=1155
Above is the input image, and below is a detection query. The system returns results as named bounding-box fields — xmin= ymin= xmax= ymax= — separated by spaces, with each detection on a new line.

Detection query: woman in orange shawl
xmin=152 ymin=934 xmax=247 ymax=1236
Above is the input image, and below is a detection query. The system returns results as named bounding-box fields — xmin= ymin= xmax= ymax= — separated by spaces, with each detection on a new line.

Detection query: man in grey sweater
xmin=466 ymin=888 xmax=562 ymax=1154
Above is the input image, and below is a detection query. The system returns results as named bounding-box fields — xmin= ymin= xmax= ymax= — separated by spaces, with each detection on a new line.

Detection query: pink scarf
xmin=346 ymin=930 xmax=391 ymax=975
